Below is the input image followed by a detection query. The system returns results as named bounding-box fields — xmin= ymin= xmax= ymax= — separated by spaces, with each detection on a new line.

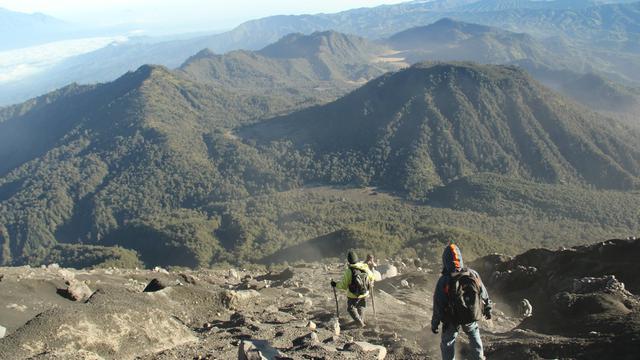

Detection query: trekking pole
xmin=332 ymin=279 xmax=340 ymax=319
xmin=370 ymin=283 xmax=377 ymax=324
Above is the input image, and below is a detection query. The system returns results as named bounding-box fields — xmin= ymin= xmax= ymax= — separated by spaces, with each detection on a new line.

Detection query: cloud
xmin=0 ymin=36 xmax=128 ymax=83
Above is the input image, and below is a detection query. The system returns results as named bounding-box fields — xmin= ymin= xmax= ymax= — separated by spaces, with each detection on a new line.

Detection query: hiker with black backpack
xmin=331 ymin=251 xmax=375 ymax=328
xmin=431 ymin=244 xmax=492 ymax=360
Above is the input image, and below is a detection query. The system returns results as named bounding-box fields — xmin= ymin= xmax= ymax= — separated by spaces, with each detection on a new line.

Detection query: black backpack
xmin=445 ymin=269 xmax=483 ymax=325
xmin=349 ymin=266 xmax=371 ymax=296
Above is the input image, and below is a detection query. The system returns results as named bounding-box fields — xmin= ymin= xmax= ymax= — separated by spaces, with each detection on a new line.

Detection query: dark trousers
xmin=347 ymin=297 xmax=366 ymax=324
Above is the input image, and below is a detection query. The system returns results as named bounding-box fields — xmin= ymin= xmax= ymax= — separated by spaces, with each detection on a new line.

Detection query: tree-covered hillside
xmin=1 ymin=61 xmax=639 ymax=269
xmin=178 ymin=31 xmax=397 ymax=99
xmin=385 ymin=18 xmax=567 ymax=68
xmin=243 ymin=62 xmax=640 ymax=198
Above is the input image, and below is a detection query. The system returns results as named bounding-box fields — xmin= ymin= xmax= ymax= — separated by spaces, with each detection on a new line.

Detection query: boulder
xmin=238 ymin=340 xmax=266 ymax=360
xmin=238 ymin=340 xmax=283 ymax=360
xmin=372 ymin=270 xmax=382 ymax=281
xmin=257 ymin=267 xmax=295 ymax=283
xmin=179 ymin=273 xmax=197 ymax=285
xmin=143 ymin=278 xmax=169 ymax=292
xmin=344 ymin=341 xmax=387 ymax=359
xmin=58 ymin=279 xmax=93 ymax=302
xmin=152 ymin=266 xmax=169 ymax=274
xmin=261 ymin=310 xmax=296 ymax=324
xmin=378 ymin=264 xmax=398 ymax=279
xmin=573 ymin=275 xmax=628 ymax=295
xmin=222 ymin=289 xmax=261 ymax=309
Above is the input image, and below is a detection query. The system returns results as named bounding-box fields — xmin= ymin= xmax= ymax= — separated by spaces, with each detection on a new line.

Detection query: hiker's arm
xmin=472 ymin=270 xmax=493 ymax=318
xmin=471 ymin=270 xmax=490 ymax=303
xmin=335 ymin=267 xmax=351 ymax=291
xmin=431 ymin=277 xmax=446 ymax=329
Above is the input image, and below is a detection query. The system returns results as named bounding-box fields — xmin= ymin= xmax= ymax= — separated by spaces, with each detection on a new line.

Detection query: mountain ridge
xmin=242 ymin=62 xmax=640 ymax=196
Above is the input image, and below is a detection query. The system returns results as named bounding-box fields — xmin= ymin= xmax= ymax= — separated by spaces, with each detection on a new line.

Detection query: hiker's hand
xmin=431 ymin=324 xmax=439 ymax=334
xmin=484 ymin=306 xmax=492 ymax=320
xmin=331 ymin=280 xmax=337 ymax=288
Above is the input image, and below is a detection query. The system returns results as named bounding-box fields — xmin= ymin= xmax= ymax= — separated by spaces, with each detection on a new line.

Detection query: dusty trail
xmin=1 ymin=238 xmax=638 ymax=359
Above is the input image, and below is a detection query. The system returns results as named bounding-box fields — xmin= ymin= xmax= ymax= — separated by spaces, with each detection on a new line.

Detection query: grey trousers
xmin=347 ymin=297 xmax=366 ymax=324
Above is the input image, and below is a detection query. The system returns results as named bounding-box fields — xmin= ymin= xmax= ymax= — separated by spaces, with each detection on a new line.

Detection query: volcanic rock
xmin=344 ymin=341 xmax=387 ymax=359
xmin=143 ymin=278 xmax=169 ymax=292
xmin=237 ymin=340 xmax=266 ymax=360
xmin=58 ymin=279 xmax=93 ymax=301
xmin=378 ymin=264 xmax=398 ymax=279
xmin=293 ymin=332 xmax=319 ymax=347
xmin=222 ymin=289 xmax=261 ymax=309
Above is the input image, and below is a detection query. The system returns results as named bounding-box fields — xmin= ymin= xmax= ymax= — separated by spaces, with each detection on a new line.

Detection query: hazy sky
xmin=0 ymin=0 xmax=409 ymax=32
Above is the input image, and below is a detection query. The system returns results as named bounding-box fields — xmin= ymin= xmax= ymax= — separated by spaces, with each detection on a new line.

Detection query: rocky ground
xmin=0 ymin=238 xmax=638 ymax=359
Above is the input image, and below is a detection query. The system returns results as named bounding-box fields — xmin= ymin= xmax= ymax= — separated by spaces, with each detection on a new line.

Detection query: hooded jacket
xmin=336 ymin=261 xmax=375 ymax=299
xmin=431 ymin=244 xmax=490 ymax=327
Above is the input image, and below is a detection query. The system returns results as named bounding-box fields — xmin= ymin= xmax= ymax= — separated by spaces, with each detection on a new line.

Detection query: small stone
xmin=400 ymin=279 xmax=410 ymax=288
xmin=6 ymin=303 xmax=27 ymax=312
xmin=333 ymin=319 xmax=341 ymax=336
xmin=153 ymin=266 xmax=169 ymax=274
xmin=306 ymin=321 xmax=317 ymax=331
xmin=0 ymin=325 xmax=5 ymax=339
xmin=229 ymin=269 xmax=239 ymax=280
xmin=303 ymin=298 xmax=313 ymax=309
xmin=293 ymin=332 xmax=319 ymax=347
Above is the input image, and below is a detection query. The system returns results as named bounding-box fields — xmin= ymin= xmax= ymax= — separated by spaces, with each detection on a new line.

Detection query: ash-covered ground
xmin=0 ymin=239 xmax=639 ymax=359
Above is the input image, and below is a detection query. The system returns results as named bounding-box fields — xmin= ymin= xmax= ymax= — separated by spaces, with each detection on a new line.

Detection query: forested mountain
xmin=1 ymin=58 xmax=639 ymax=268
xmin=178 ymin=31 xmax=396 ymax=94
xmin=243 ymin=62 xmax=640 ymax=197
xmin=0 ymin=30 xmax=397 ymax=268
xmin=0 ymin=63 xmax=324 ymax=268
xmin=385 ymin=18 xmax=564 ymax=67
xmin=455 ymin=0 xmax=639 ymax=12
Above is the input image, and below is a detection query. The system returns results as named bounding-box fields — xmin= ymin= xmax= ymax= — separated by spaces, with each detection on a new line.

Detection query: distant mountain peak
xmin=243 ymin=62 xmax=640 ymax=193
xmin=388 ymin=18 xmax=499 ymax=49
xmin=257 ymin=30 xmax=382 ymax=60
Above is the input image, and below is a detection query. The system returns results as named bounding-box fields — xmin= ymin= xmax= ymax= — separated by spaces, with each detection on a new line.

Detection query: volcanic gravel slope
xmin=0 ymin=238 xmax=638 ymax=359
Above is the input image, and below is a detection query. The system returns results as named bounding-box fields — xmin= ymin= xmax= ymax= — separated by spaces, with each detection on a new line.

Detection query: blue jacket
xmin=431 ymin=244 xmax=490 ymax=328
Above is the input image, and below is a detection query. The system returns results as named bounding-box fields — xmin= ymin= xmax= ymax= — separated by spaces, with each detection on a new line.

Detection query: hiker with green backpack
xmin=331 ymin=251 xmax=375 ymax=328
xmin=431 ymin=244 xmax=492 ymax=360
